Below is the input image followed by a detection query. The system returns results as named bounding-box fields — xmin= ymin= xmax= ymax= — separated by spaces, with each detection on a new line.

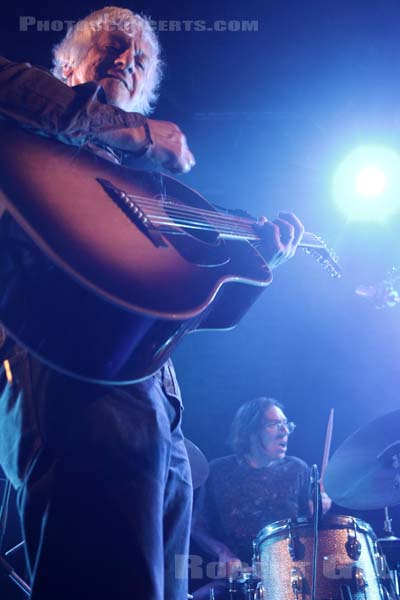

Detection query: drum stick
xmin=320 ymin=408 xmax=334 ymax=492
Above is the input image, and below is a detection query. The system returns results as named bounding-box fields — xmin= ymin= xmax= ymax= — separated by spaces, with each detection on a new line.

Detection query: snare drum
xmin=254 ymin=515 xmax=390 ymax=599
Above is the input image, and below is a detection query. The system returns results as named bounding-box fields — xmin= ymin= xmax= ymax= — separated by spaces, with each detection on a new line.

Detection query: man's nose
xmin=114 ymin=47 xmax=135 ymax=73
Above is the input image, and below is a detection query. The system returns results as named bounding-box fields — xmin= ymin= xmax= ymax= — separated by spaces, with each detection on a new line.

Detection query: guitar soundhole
xmin=161 ymin=196 xmax=229 ymax=267
xmin=156 ymin=178 xmax=230 ymax=267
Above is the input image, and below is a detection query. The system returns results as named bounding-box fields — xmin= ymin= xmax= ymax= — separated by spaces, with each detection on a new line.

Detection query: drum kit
xmin=1 ymin=412 xmax=399 ymax=600
xmin=189 ymin=410 xmax=400 ymax=600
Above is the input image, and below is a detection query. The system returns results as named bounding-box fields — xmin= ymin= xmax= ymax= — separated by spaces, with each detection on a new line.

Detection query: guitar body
xmin=0 ymin=123 xmax=271 ymax=383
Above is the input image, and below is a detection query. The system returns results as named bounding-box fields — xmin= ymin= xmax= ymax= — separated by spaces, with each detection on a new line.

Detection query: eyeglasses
xmin=264 ymin=420 xmax=296 ymax=434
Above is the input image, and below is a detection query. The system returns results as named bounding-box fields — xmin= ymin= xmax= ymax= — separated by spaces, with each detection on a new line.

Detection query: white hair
xmin=52 ymin=6 xmax=163 ymax=115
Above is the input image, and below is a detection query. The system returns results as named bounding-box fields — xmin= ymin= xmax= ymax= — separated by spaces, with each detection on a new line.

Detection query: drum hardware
xmin=353 ymin=566 xmax=368 ymax=592
xmin=228 ymin=569 xmax=260 ymax=600
xmin=381 ymin=585 xmax=396 ymax=600
xmin=288 ymin=523 xmax=304 ymax=561
xmin=384 ymin=507 xmax=396 ymax=538
xmin=340 ymin=584 xmax=353 ymax=600
xmin=256 ymin=515 xmax=387 ymax=599
xmin=375 ymin=552 xmax=388 ymax=578
xmin=251 ymin=540 xmax=260 ymax=577
xmin=310 ymin=464 xmax=320 ymax=600
xmin=254 ymin=581 xmax=266 ymax=600
xmin=376 ymin=508 xmax=400 ymax=600
xmin=346 ymin=524 xmax=362 ymax=561
xmin=377 ymin=531 xmax=400 ymax=599
xmin=290 ymin=566 xmax=304 ymax=598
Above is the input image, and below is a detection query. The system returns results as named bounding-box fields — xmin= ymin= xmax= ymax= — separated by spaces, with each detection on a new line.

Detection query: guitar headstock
xmin=300 ymin=233 xmax=341 ymax=278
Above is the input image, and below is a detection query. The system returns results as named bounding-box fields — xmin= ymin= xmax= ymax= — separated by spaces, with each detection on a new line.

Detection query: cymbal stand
xmin=310 ymin=464 xmax=320 ymax=600
xmin=383 ymin=507 xmax=400 ymax=599
xmin=384 ymin=507 xmax=394 ymax=537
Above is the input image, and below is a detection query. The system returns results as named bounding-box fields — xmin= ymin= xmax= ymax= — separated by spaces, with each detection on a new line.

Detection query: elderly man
xmin=0 ymin=7 xmax=304 ymax=600
xmin=192 ymin=397 xmax=331 ymax=599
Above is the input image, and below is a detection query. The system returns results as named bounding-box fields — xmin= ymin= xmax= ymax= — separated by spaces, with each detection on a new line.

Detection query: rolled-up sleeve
xmin=0 ymin=56 xmax=146 ymax=145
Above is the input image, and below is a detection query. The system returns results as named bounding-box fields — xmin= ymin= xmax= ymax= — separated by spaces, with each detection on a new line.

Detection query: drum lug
xmin=353 ymin=566 xmax=368 ymax=591
xmin=375 ymin=553 xmax=387 ymax=578
xmin=290 ymin=567 xmax=304 ymax=598
xmin=288 ymin=523 xmax=304 ymax=561
xmin=346 ymin=527 xmax=362 ymax=561
xmin=254 ymin=582 xmax=267 ymax=600
xmin=252 ymin=541 xmax=260 ymax=578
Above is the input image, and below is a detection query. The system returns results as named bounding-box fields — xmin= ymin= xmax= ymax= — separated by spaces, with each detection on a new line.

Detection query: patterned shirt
xmin=194 ymin=454 xmax=311 ymax=563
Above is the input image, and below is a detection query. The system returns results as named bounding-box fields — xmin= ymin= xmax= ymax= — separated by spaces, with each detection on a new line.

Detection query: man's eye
xmin=135 ymin=58 xmax=145 ymax=70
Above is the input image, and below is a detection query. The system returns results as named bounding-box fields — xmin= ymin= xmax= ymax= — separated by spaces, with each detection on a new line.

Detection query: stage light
xmin=333 ymin=146 xmax=400 ymax=222
xmin=355 ymin=167 xmax=386 ymax=198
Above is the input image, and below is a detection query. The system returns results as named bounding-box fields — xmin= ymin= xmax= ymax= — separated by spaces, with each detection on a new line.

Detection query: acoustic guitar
xmin=0 ymin=123 xmax=340 ymax=383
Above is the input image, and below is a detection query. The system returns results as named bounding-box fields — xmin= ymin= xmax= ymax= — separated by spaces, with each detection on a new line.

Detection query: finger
xmin=165 ymin=154 xmax=196 ymax=174
xmin=181 ymin=150 xmax=196 ymax=172
xmin=260 ymin=220 xmax=284 ymax=252
xmin=278 ymin=211 xmax=305 ymax=245
xmin=272 ymin=217 xmax=295 ymax=246
xmin=186 ymin=150 xmax=196 ymax=167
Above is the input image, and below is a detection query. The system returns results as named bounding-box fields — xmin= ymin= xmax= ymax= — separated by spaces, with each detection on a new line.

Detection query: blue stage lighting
xmin=333 ymin=146 xmax=400 ymax=222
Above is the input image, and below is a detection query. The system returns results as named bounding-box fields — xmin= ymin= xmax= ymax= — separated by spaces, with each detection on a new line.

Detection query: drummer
xmin=191 ymin=397 xmax=331 ymax=598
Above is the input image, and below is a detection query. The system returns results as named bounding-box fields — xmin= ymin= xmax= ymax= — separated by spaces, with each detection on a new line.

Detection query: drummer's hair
xmin=229 ymin=396 xmax=283 ymax=457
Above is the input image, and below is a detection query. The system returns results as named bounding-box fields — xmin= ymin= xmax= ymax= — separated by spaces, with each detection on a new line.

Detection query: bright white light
xmin=355 ymin=166 xmax=386 ymax=197
xmin=333 ymin=146 xmax=400 ymax=222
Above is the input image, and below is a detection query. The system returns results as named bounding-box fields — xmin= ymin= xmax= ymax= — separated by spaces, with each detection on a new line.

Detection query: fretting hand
xmin=255 ymin=211 xmax=304 ymax=270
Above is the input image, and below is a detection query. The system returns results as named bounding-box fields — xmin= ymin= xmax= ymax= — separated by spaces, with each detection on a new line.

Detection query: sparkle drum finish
xmin=254 ymin=515 xmax=391 ymax=600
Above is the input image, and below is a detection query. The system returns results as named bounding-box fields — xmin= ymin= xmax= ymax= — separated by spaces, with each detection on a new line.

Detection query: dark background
xmin=1 ymin=0 xmax=400 ymax=596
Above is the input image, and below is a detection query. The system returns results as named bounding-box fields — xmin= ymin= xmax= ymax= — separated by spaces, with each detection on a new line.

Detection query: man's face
xmin=67 ymin=29 xmax=152 ymax=112
xmin=258 ymin=405 xmax=291 ymax=460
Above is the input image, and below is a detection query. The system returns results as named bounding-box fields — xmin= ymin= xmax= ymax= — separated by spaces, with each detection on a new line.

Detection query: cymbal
xmin=377 ymin=536 xmax=400 ymax=570
xmin=324 ymin=409 xmax=400 ymax=510
xmin=378 ymin=536 xmax=400 ymax=543
xmin=184 ymin=438 xmax=209 ymax=489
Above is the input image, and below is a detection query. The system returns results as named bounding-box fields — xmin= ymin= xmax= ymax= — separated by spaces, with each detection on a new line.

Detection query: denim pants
xmin=0 ymin=355 xmax=192 ymax=600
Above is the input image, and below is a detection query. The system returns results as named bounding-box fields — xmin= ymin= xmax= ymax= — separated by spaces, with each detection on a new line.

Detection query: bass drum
xmin=254 ymin=515 xmax=393 ymax=600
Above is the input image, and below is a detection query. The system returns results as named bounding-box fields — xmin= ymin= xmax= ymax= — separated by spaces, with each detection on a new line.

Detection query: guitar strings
xmin=105 ymin=185 xmax=320 ymax=243
xmin=113 ymin=191 xmax=320 ymax=246
xmin=122 ymin=192 xmax=259 ymax=231
xmin=111 ymin=188 xmax=272 ymax=230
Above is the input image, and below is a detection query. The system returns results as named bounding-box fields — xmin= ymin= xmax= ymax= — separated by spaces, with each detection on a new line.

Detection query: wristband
xmin=133 ymin=119 xmax=153 ymax=156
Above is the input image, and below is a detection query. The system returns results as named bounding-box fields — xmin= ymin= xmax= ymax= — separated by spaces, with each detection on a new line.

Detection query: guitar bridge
xmin=97 ymin=178 xmax=167 ymax=248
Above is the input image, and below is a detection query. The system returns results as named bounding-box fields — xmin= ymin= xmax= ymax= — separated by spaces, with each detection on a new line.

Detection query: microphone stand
xmin=311 ymin=464 xmax=320 ymax=600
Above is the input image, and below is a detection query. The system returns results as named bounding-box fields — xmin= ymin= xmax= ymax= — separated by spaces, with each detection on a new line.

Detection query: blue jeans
xmin=1 ymin=356 xmax=192 ymax=600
